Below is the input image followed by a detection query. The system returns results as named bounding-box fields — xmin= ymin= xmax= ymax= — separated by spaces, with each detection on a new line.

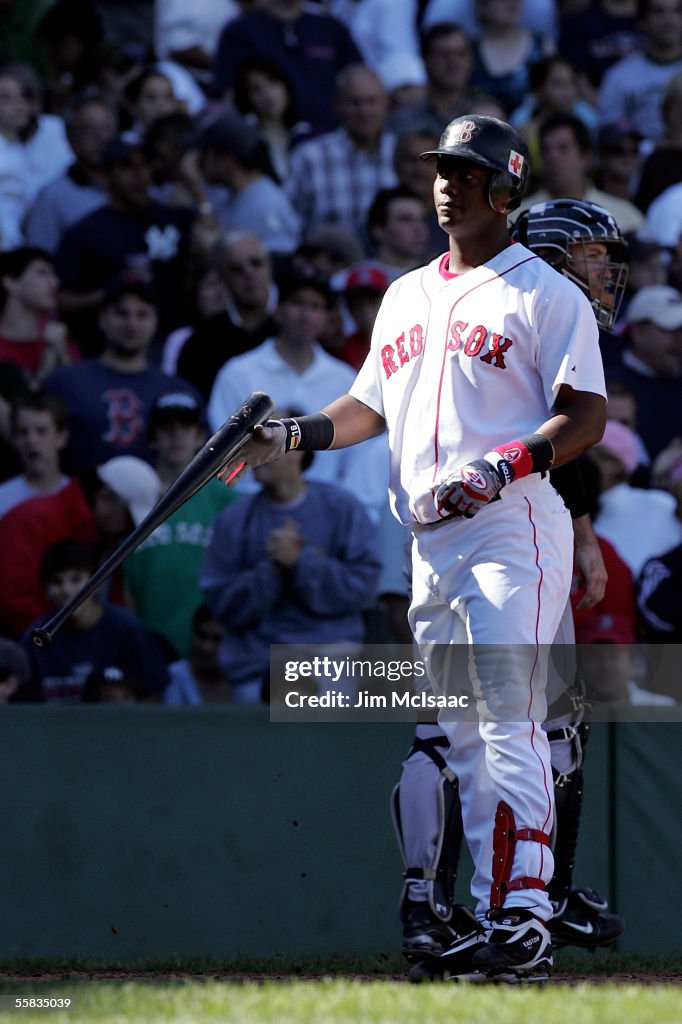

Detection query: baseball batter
xmin=394 ymin=198 xmax=630 ymax=981
xmin=218 ymin=115 xmax=607 ymax=981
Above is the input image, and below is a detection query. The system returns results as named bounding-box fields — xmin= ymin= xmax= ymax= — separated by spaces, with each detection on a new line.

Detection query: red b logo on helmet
xmin=452 ymin=120 xmax=476 ymax=144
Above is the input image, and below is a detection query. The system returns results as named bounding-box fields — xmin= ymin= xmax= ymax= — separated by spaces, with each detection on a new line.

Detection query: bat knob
xmin=31 ymin=627 xmax=53 ymax=648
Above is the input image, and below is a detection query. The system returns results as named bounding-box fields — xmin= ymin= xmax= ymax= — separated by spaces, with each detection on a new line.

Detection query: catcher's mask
xmin=510 ymin=198 xmax=629 ymax=331
xmin=420 ymin=114 xmax=530 ymax=214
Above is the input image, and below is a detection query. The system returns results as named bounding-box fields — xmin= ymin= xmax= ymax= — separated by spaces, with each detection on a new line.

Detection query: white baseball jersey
xmin=350 ymin=244 xmax=606 ymax=525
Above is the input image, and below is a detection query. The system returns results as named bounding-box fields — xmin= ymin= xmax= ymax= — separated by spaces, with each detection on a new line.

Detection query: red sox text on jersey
xmin=381 ymin=321 xmax=514 ymax=379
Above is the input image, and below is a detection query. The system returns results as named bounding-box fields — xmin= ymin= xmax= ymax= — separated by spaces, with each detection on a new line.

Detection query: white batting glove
xmin=216 ymin=421 xmax=287 ymax=486
xmin=435 ymin=455 xmax=512 ymax=519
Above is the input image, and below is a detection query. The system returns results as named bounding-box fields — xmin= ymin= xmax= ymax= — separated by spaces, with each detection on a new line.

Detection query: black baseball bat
xmin=31 ymin=391 xmax=274 ymax=648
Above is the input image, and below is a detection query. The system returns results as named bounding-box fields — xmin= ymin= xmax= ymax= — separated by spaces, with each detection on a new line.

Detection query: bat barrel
xmin=31 ymin=391 xmax=274 ymax=648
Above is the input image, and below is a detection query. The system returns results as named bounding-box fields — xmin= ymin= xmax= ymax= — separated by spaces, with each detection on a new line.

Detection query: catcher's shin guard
xmin=489 ymin=801 xmax=551 ymax=915
xmin=547 ymin=722 xmax=588 ymax=905
xmin=392 ymin=734 xmax=463 ymax=925
xmin=546 ymin=722 xmax=624 ymax=947
xmin=547 ymin=761 xmax=584 ymax=905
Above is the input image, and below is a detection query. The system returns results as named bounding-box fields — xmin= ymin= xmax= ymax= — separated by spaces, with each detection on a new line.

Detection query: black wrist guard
xmin=549 ymin=460 xmax=589 ymax=519
xmin=276 ymin=414 xmax=335 ymax=452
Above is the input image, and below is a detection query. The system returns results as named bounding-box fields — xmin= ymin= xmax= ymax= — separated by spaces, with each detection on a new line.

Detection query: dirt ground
xmin=0 ymin=969 xmax=681 ymax=986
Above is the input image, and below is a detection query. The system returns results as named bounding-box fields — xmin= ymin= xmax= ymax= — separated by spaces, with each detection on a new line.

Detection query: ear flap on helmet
xmin=489 ymin=172 xmax=524 ymax=214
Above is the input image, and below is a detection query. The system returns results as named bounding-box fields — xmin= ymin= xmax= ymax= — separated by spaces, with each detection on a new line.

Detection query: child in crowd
xmin=124 ymin=390 xmax=237 ymax=658
xmin=20 ymin=540 xmax=168 ymax=704
xmin=0 ymin=391 xmax=69 ymax=518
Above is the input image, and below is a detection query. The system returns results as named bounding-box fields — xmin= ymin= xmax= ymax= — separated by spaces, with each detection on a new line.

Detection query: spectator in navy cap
xmin=55 ymin=134 xmax=196 ymax=351
xmin=196 ymin=110 xmax=301 ymax=254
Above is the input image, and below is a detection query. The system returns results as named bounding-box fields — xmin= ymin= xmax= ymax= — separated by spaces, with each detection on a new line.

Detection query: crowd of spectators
xmin=1 ymin=0 xmax=681 ymax=706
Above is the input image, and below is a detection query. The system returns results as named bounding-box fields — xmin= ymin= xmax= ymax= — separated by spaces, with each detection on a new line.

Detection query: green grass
xmin=0 ymin=955 xmax=680 ymax=1024
xmin=0 ymin=979 xmax=680 ymax=1024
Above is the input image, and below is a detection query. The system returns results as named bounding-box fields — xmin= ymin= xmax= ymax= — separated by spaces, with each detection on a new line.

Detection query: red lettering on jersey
xmin=395 ymin=332 xmax=409 ymax=366
xmin=464 ymin=325 xmax=487 ymax=357
xmin=448 ymin=320 xmax=467 ymax=352
xmin=382 ymin=324 xmax=424 ymax=378
xmin=381 ymin=344 xmax=399 ymax=378
xmin=102 ymin=388 xmax=143 ymax=444
xmin=480 ymin=334 xmax=514 ymax=369
xmin=409 ymin=324 xmax=423 ymax=357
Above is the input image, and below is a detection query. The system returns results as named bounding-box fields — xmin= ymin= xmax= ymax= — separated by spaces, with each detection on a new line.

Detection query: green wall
xmin=0 ymin=709 xmax=679 ymax=960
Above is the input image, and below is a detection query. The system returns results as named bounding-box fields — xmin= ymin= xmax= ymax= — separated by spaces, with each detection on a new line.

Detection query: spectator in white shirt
xmin=590 ymin=418 xmax=682 ymax=575
xmin=0 ymin=63 xmax=73 ymax=248
xmin=597 ymin=0 xmax=682 ymax=142
xmin=207 ymin=268 xmax=388 ymax=520
xmin=327 ymin=0 xmax=421 ymax=72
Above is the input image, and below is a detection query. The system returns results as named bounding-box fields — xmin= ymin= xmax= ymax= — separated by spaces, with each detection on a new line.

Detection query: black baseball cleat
xmin=438 ymin=905 xmax=488 ymax=979
xmin=408 ymin=905 xmax=488 ymax=983
xmin=550 ymin=885 xmax=625 ymax=950
xmin=472 ymin=908 xmax=552 ymax=982
xmin=401 ymin=898 xmax=457 ymax=961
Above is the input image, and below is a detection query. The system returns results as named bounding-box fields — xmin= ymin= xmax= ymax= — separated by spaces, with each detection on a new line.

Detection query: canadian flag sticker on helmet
xmin=508 ymin=150 xmax=524 ymax=177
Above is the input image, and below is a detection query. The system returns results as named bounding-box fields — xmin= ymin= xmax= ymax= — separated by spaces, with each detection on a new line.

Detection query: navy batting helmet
xmin=510 ymin=198 xmax=629 ymax=330
xmin=420 ymin=114 xmax=530 ymax=214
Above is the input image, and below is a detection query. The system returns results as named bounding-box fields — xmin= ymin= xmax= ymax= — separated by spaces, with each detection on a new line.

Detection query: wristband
xmin=276 ymin=413 xmax=335 ymax=452
xmin=484 ymin=433 xmax=555 ymax=484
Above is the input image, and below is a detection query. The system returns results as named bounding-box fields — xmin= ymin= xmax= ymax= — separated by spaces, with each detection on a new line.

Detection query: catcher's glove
xmin=435 ymin=455 xmax=514 ymax=519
